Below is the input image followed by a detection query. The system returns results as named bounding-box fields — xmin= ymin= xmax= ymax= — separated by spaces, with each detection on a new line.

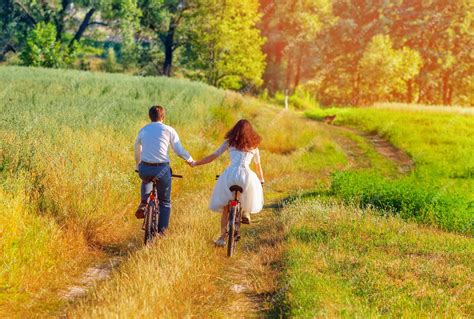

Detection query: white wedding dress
xmin=209 ymin=141 xmax=264 ymax=213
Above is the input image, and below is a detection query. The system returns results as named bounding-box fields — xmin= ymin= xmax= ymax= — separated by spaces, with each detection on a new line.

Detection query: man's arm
xmin=134 ymin=135 xmax=142 ymax=169
xmin=169 ymin=128 xmax=193 ymax=162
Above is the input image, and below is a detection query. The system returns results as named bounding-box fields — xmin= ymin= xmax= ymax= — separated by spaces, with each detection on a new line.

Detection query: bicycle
xmin=216 ymin=175 xmax=243 ymax=257
xmin=136 ymin=169 xmax=182 ymax=245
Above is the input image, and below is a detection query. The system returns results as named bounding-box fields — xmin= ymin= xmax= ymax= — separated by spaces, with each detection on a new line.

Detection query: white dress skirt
xmin=209 ymin=141 xmax=264 ymax=213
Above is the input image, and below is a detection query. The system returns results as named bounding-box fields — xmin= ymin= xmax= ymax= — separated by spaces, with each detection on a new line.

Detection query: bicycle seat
xmin=229 ymin=185 xmax=243 ymax=193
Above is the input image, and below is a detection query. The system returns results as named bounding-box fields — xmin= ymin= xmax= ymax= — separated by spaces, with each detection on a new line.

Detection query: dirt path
xmin=359 ymin=132 xmax=414 ymax=173
xmin=321 ymin=124 xmax=372 ymax=170
xmin=323 ymin=123 xmax=414 ymax=173
xmin=220 ymin=202 xmax=284 ymax=318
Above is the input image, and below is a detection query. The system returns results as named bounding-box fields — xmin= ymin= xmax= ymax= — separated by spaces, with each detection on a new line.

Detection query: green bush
xmin=100 ymin=48 xmax=123 ymax=73
xmin=20 ymin=22 xmax=76 ymax=68
xmin=330 ymin=172 xmax=473 ymax=234
xmin=273 ymin=88 xmax=319 ymax=110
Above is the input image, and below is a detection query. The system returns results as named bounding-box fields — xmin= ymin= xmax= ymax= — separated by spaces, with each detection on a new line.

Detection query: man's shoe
xmin=214 ymin=238 xmax=226 ymax=247
xmin=241 ymin=211 xmax=251 ymax=224
xmin=135 ymin=201 xmax=147 ymax=219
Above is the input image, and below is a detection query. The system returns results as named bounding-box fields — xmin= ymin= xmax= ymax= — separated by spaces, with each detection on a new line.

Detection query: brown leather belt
xmin=142 ymin=162 xmax=168 ymax=167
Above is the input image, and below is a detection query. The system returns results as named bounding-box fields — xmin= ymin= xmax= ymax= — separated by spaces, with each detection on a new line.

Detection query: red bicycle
xmin=216 ymin=175 xmax=243 ymax=257
xmin=226 ymin=185 xmax=243 ymax=257
xmin=137 ymin=170 xmax=182 ymax=245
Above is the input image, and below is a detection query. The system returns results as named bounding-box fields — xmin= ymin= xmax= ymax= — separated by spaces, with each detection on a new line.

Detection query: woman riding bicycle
xmin=191 ymin=119 xmax=265 ymax=246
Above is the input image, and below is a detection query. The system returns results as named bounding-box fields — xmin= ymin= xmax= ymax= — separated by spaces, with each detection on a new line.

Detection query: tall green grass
xmin=306 ymin=107 xmax=474 ymax=233
xmin=331 ymin=172 xmax=472 ymax=234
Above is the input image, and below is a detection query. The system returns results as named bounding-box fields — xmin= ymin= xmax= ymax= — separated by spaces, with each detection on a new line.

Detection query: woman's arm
xmin=253 ymin=148 xmax=264 ymax=183
xmin=193 ymin=153 xmax=220 ymax=166
xmin=192 ymin=141 xmax=229 ymax=167
xmin=254 ymin=162 xmax=264 ymax=183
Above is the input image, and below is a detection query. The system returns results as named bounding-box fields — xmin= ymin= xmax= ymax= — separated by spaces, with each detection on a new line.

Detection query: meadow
xmin=0 ymin=66 xmax=345 ymax=316
xmin=0 ymin=67 xmax=472 ymax=317
xmin=0 ymin=66 xmax=228 ymax=316
xmin=306 ymin=106 xmax=474 ymax=234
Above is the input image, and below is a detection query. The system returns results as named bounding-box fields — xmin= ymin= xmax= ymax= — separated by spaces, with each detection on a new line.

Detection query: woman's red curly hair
xmin=225 ymin=119 xmax=262 ymax=151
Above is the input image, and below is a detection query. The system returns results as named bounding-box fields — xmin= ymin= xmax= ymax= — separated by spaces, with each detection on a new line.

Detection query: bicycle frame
xmin=140 ymin=172 xmax=183 ymax=245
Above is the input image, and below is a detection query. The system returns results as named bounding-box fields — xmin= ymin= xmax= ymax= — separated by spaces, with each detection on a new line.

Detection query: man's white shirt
xmin=135 ymin=122 xmax=193 ymax=163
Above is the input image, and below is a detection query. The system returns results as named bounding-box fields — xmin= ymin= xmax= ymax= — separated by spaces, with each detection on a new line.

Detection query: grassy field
xmin=1 ymin=67 xmax=472 ymax=317
xmin=0 ymin=67 xmax=347 ymax=316
xmin=279 ymin=199 xmax=474 ymax=318
xmin=0 ymin=66 xmax=229 ymax=316
xmin=306 ymin=106 xmax=474 ymax=234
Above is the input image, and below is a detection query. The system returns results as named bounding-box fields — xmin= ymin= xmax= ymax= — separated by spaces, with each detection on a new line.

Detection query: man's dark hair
xmin=149 ymin=105 xmax=165 ymax=122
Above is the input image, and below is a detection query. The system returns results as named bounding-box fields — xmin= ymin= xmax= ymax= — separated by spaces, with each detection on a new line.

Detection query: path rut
xmin=324 ymin=123 xmax=414 ymax=173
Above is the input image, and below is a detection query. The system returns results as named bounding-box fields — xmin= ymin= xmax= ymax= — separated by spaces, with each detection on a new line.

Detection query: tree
xmin=10 ymin=0 xmax=117 ymax=48
xmin=388 ymin=0 xmax=474 ymax=105
xmin=139 ymin=0 xmax=196 ymax=76
xmin=20 ymin=22 xmax=76 ymax=68
xmin=188 ymin=0 xmax=266 ymax=90
xmin=291 ymin=0 xmax=473 ymax=106
xmin=259 ymin=0 xmax=334 ymax=93
xmin=0 ymin=0 xmax=31 ymax=58
xmin=358 ymin=35 xmax=422 ymax=104
xmin=118 ymin=0 xmax=142 ymax=68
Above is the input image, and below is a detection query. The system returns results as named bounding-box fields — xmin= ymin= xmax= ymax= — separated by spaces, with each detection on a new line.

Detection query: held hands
xmin=186 ymin=160 xmax=197 ymax=168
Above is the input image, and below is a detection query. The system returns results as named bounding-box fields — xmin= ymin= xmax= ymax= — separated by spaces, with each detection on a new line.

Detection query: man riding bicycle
xmin=134 ymin=105 xmax=193 ymax=234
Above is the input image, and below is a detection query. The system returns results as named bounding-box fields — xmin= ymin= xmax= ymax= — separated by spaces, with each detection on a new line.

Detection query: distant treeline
xmin=1 ymin=1 xmax=472 ymax=106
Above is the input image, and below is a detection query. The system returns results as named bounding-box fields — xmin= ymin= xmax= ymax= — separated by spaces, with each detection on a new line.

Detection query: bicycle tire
xmin=235 ymin=206 xmax=242 ymax=242
xmin=144 ymin=204 xmax=154 ymax=245
xmin=227 ymin=206 xmax=236 ymax=257
xmin=151 ymin=199 xmax=159 ymax=237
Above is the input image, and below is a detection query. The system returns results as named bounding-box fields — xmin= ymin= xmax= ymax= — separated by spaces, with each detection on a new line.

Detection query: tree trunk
xmin=293 ymin=49 xmax=303 ymax=89
xmin=55 ymin=0 xmax=72 ymax=40
xmin=69 ymin=8 xmax=96 ymax=47
xmin=352 ymin=71 xmax=361 ymax=105
xmin=12 ymin=0 xmax=37 ymax=26
xmin=160 ymin=20 xmax=177 ymax=77
xmin=406 ymin=79 xmax=414 ymax=103
xmin=285 ymin=55 xmax=294 ymax=93
xmin=162 ymin=36 xmax=173 ymax=77
xmin=442 ymin=72 xmax=452 ymax=105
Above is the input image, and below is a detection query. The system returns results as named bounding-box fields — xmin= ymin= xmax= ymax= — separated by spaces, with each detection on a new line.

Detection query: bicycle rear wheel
xmin=227 ymin=206 xmax=237 ymax=257
xmin=144 ymin=204 xmax=154 ymax=245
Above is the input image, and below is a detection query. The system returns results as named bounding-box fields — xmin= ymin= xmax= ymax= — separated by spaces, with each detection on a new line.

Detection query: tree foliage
xmin=260 ymin=0 xmax=334 ymax=92
xmin=358 ymin=35 xmax=422 ymax=104
xmin=20 ymin=22 xmax=75 ymax=68
xmin=262 ymin=0 xmax=473 ymax=106
xmin=2 ymin=0 xmax=472 ymax=105
xmin=188 ymin=0 xmax=266 ymax=90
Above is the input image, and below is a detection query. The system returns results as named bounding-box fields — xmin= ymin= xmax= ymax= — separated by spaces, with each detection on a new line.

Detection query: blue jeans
xmin=138 ymin=162 xmax=172 ymax=234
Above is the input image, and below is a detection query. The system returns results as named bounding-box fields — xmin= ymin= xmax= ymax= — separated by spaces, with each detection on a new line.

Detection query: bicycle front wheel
xmin=227 ymin=206 xmax=237 ymax=257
